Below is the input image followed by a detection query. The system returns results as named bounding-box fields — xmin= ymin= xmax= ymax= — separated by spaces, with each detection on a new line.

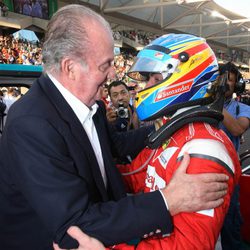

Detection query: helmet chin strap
xmin=147 ymin=73 xmax=228 ymax=149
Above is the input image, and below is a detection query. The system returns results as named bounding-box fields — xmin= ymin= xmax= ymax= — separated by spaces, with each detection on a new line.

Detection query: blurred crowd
xmin=0 ymin=33 xmax=140 ymax=84
xmin=0 ymin=30 xmax=158 ymax=68
xmin=0 ymin=35 xmax=42 ymax=65
xmin=113 ymin=30 xmax=158 ymax=45
xmin=114 ymin=51 xmax=135 ymax=81
xmin=0 ymin=32 xmax=249 ymax=103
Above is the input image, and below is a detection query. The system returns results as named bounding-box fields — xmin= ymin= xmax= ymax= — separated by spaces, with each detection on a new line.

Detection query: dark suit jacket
xmin=0 ymin=74 xmax=172 ymax=250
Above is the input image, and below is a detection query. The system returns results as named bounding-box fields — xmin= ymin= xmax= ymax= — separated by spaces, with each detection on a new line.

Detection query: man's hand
xmin=162 ymin=153 xmax=229 ymax=216
xmin=106 ymin=107 xmax=117 ymax=123
xmin=53 ymin=226 xmax=105 ymax=250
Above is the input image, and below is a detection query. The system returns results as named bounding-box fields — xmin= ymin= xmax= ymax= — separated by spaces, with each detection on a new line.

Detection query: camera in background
xmin=116 ymin=103 xmax=129 ymax=119
xmin=238 ymin=79 xmax=250 ymax=106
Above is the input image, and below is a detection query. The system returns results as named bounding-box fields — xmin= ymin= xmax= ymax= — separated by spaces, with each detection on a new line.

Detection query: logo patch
xmin=145 ymin=165 xmax=166 ymax=191
xmin=189 ymin=56 xmax=202 ymax=68
xmin=158 ymin=147 xmax=178 ymax=169
xmin=154 ymin=52 xmax=164 ymax=59
xmin=155 ymin=81 xmax=193 ymax=101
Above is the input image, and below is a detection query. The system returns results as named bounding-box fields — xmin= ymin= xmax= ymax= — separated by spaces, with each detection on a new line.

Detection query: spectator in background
xmin=219 ymin=62 xmax=250 ymax=151
xmin=107 ymin=80 xmax=140 ymax=132
xmin=100 ymin=83 xmax=110 ymax=108
xmin=0 ymin=0 xmax=8 ymax=17
xmin=9 ymin=49 xmax=17 ymax=64
xmin=0 ymin=0 xmax=5 ymax=9
xmin=1 ymin=4 xmax=8 ymax=17
xmin=12 ymin=87 xmax=21 ymax=99
xmin=31 ymin=0 xmax=43 ymax=18
xmin=3 ymin=87 xmax=17 ymax=113
xmin=127 ymin=81 xmax=139 ymax=108
xmin=23 ymin=0 xmax=32 ymax=16
xmin=0 ymin=89 xmax=4 ymax=99
xmin=1 ymin=87 xmax=16 ymax=126
xmin=0 ymin=51 xmax=6 ymax=63
xmin=219 ymin=62 xmax=250 ymax=250
xmin=107 ymin=80 xmax=142 ymax=164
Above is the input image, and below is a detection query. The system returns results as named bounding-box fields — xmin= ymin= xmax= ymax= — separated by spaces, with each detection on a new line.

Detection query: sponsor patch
xmin=189 ymin=56 xmax=203 ymax=68
xmin=158 ymin=147 xmax=178 ymax=169
xmin=154 ymin=52 xmax=164 ymax=59
xmin=145 ymin=165 xmax=166 ymax=191
xmin=155 ymin=81 xmax=193 ymax=101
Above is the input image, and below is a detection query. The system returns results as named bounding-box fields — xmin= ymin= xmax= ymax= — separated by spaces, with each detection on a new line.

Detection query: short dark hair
xmin=103 ymin=83 xmax=108 ymax=89
xmin=219 ymin=62 xmax=242 ymax=82
xmin=108 ymin=80 xmax=129 ymax=96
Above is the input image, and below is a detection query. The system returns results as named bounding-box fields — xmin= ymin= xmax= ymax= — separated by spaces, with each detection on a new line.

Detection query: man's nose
xmin=145 ymin=78 xmax=155 ymax=88
xmin=118 ymin=93 xmax=124 ymax=100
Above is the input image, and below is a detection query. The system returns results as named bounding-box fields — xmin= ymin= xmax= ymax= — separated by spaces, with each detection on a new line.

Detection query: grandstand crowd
xmin=0 ymin=32 xmax=249 ymax=103
xmin=0 ymin=32 xmax=249 ymax=83
xmin=0 ymin=33 xmax=136 ymax=81
xmin=0 ymin=34 xmax=42 ymax=65
xmin=113 ymin=30 xmax=158 ymax=45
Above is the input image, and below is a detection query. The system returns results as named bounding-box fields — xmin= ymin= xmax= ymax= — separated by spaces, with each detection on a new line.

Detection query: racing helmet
xmin=127 ymin=33 xmax=219 ymax=121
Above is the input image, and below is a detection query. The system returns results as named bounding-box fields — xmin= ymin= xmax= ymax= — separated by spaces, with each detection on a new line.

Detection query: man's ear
xmin=61 ymin=58 xmax=76 ymax=80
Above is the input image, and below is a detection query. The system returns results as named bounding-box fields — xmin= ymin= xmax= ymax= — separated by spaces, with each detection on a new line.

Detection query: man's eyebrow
xmin=112 ymin=89 xmax=126 ymax=94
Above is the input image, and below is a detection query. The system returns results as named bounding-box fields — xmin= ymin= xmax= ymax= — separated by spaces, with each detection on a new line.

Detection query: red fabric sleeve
xmin=116 ymin=148 xmax=154 ymax=193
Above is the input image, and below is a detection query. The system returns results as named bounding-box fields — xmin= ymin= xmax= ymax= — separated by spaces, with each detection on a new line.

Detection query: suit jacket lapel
xmin=37 ymin=74 xmax=108 ymax=199
xmin=93 ymin=104 xmax=126 ymax=200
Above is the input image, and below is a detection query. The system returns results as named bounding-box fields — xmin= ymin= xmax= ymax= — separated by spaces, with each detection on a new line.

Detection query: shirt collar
xmin=47 ymin=73 xmax=98 ymax=124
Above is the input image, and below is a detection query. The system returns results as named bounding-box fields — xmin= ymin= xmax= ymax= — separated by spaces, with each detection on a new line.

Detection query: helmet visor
xmin=127 ymin=49 xmax=172 ymax=81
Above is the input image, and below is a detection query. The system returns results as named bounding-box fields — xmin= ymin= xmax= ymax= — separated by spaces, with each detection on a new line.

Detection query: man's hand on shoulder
xmin=161 ymin=153 xmax=229 ymax=215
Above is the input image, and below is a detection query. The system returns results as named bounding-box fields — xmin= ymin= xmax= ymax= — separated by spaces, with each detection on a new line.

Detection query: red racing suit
xmin=110 ymin=122 xmax=241 ymax=250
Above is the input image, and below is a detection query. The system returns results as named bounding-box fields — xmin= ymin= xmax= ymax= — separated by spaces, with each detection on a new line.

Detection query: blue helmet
xmin=127 ymin=34 xmax=219 ymax=121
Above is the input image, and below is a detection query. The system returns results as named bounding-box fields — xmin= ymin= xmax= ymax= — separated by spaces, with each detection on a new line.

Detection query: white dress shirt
xmin=47 ymin=74 xmax=107 ymax=187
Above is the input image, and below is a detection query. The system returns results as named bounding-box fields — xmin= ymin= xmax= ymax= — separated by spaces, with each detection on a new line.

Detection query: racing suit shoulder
xmin=114 ymin=122 xmax=241 ymax=250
